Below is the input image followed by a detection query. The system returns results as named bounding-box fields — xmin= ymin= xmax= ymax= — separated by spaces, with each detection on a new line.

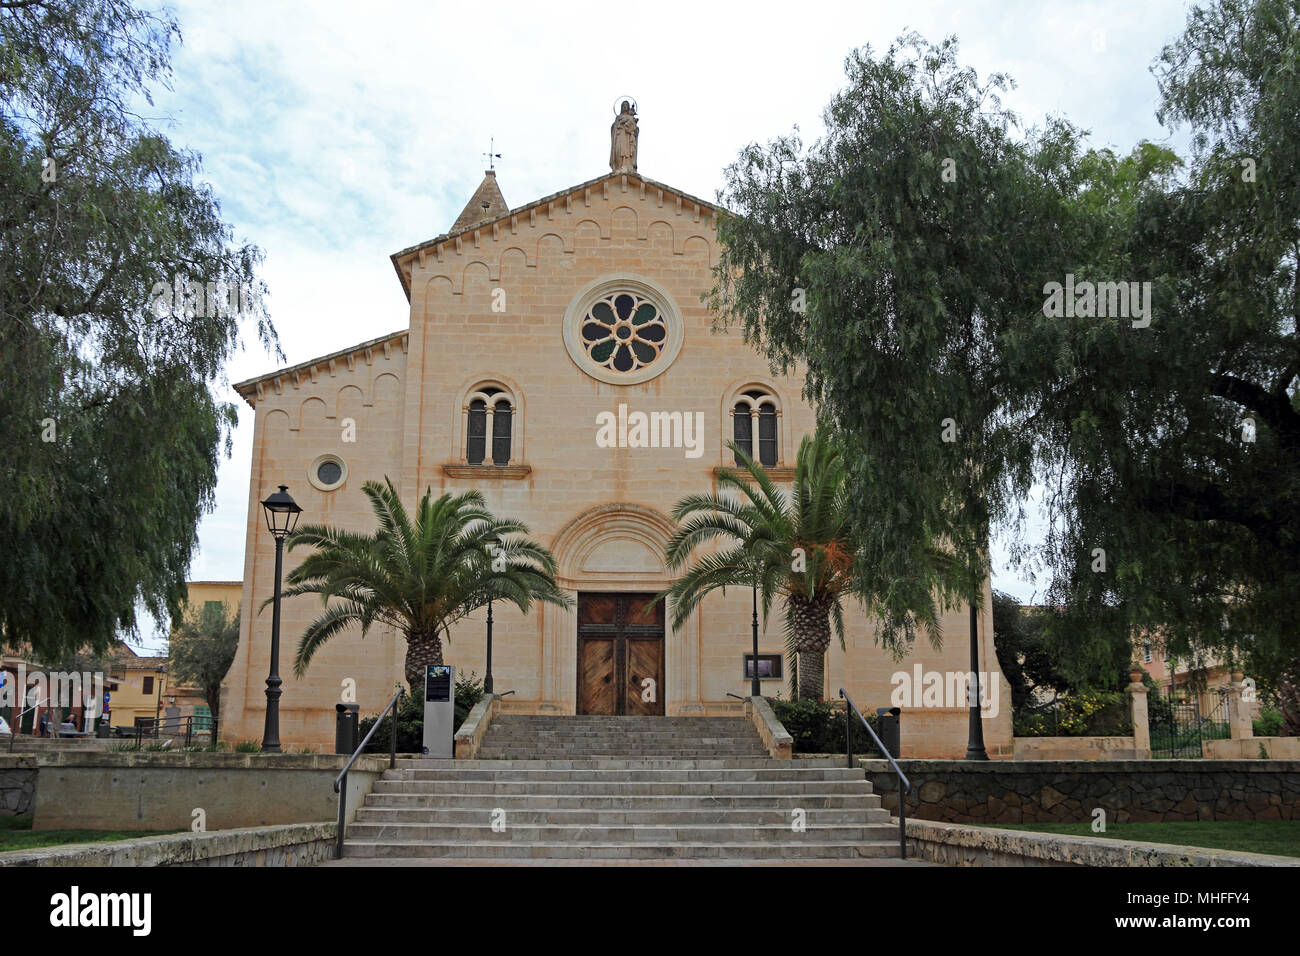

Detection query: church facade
xmin=221 ymin=107 xmax=1012 ymax=756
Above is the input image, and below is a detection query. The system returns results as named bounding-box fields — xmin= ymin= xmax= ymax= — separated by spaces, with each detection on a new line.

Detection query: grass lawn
xmin=0 ymin=815 xmax=180 ymax=852
xmin=987 ymin=820 xmax=1300 ymax=858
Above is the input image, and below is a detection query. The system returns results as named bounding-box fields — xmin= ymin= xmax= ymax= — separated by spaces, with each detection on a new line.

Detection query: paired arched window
xmin=732 ymin=389 xmax=780 ymax=467
xmin=465 ymin=386 xmax=514 ymax=465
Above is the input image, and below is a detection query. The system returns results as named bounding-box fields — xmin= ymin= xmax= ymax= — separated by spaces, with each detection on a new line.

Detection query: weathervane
xmin=483 ymin=137 xmax=501 ymax=171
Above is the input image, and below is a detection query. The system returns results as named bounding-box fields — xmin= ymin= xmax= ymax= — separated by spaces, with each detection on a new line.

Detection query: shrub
xmin=359 ymin=670 xmax=485 ymax=754
xmin=769 ymin=697 xmax=882 ymax=755
xmin=1013 ymin=691 xmax=1132 ymax=737
xmin=233 ymin=739 xmax=261 ymax=753
xmin=1254 ymin=708 xmax=1284 ymax=737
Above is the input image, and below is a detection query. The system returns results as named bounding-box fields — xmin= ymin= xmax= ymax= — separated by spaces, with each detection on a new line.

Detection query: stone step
xmin=353 ymin=806 xmax=891 ymax=825
xmin=382 ymin=767 xmax=864 ymax=782
xmin=474 ymin=750 xmax=770 ymax=759
xmin=343 ymin=821 xmax=896 ymax=843
xmin=371 ymin=780 xmax=870 ymax=796
xmin=363 ymin=792 xmax=882 ymax=810
xmin=400 ymin=758 xmax=833 ymax=770
xmin=342 ymin=839 xmax=900 ymax=860
xmin=483 ymin=733 xmax=759 ymax=738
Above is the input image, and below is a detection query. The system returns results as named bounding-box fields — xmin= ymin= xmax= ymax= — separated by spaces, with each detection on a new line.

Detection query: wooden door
xmin=577 ymin=593 xmax=665 ymax=715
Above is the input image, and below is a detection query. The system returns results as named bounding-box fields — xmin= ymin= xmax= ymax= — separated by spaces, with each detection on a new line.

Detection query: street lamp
xmin=483 ymin=536 xmax=500 ymax=696
xmin=260 ymin=484 xmax=302 ymax=754
xmin=964 ymin=599 xmax=989 ymax=760
xmin=750 ymin=564 xmax=761 ymax=698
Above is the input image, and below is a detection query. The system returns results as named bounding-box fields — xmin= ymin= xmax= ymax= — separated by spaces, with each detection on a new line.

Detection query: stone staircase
xmin=336 ymin=715 xmax=902 ymax=863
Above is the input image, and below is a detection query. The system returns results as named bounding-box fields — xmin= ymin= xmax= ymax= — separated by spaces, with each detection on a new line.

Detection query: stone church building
xmin=221 ymin=105 xmax=1012 ymax=756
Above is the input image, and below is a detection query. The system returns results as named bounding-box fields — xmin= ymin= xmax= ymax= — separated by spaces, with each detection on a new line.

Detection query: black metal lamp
xmin=260 ymin=484 xmax=301 ymax=753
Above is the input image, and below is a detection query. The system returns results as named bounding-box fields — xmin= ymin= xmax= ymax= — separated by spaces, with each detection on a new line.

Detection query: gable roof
xmin=389 ymin=169 xmax=725 ymax=300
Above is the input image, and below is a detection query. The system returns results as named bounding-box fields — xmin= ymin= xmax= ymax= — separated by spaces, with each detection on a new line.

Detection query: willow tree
xmin=709 ymin=34 xmax=1085 ymax=656
xmin=0 ymin=0 xmax=276 ymax=659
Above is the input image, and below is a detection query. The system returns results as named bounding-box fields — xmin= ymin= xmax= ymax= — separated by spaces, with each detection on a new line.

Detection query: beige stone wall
xmin=223 ymin=171 xmax=1011 ymax=756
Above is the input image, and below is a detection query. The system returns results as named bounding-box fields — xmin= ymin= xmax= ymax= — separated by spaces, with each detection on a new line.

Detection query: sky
xmin=135 ymin=0 xmax=1199 ymax=648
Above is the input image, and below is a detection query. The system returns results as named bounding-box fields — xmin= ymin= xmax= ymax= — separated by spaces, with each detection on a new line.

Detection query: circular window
xmin=563 ymin=275 xmax=683 ymax=385
xmin=308 ymin=454 xmax=347 ymax=492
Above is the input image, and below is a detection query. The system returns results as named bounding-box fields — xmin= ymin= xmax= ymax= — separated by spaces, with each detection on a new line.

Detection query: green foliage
xmin=169 ymin=599 xmax=240 ymax=725
xmin=233 ymin=739 xmax=261 ymax=753
xmin=710 ymin=4 xmax=1300 ymax=690
xmin=275 ymin=478 xmax=570 ymax=692
xmin=358 ymin=671 xmax=484 ymax=754
xmin=710 ymin=34 xmax=1085 ymax=658
xmin=0 ymin=0 xmax=278 ymax=660
xmin=660 ymin=426 xmax=946 ymax=698
xmin=770 ymin=697 xmax=882 ymax=754
xmin=1254 ymin=708 xmax=1284 ymax=737
xmin=1013 ymin=691 xmax=1132 ymax=738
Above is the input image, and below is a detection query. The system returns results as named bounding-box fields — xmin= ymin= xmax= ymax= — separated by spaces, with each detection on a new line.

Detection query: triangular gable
xmin=389 ymin=170 xmax=725 ymax=301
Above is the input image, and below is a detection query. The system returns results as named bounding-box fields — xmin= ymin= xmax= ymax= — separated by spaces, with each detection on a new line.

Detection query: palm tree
xmin=661 ymin=428 xmax=947 ymax=699
xmin=269 ymin=477 xmax=571 ymax=691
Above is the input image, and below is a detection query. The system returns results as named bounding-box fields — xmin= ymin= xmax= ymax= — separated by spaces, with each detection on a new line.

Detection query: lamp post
xmin=260 ymin=484 xmax=302 ymax=754
xmin=484 ymin=536 xmax=500 ymax=696
xmin=964 ymin=598 xmax=989 ymax=760
xmin=750 ymin=566 xmax=761 ymax=698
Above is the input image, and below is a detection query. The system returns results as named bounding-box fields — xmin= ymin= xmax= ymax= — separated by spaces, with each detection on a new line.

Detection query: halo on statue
xmin=611 ymin=95 xmax=638 ymax=116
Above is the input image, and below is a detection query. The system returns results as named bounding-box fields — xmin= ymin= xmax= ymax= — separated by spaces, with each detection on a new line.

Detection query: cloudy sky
xmin=137 ymin=0 xmax=1198 ymax=647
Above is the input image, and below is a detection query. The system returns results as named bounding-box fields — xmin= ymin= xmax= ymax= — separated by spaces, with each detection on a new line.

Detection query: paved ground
xmin=318 ymin=856 xmax=935 ymax=866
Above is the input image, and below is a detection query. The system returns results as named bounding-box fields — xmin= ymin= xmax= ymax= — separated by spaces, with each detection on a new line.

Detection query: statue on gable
xmin=610 ymin=100 xmax=638 ymax=173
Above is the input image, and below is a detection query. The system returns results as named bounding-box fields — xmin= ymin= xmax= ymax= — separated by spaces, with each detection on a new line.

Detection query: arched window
xmin=464 ymin=385 xmax=515 ymax=466
xmin=731 ymin=388 xmax=780 ymax=467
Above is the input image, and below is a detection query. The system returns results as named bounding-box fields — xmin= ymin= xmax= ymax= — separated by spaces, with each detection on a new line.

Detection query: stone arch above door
xmin=551 ymin=502 xmax=675 ymax=587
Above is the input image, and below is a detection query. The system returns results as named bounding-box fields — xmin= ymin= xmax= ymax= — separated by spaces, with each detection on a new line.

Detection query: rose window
xmin=578 ymin=292 xmax=669 ymax=374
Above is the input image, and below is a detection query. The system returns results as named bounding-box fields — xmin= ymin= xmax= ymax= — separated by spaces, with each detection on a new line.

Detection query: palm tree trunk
xmin=790 ymin=593 xmax=834 ymax=700
xmin=404 ymin=628 xmax=445 ymax=693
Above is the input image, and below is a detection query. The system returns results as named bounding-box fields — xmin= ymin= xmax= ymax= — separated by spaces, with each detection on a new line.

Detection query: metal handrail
xmin=839 ymin=688 xmax=911 ymax=860
xmin=7 ymin=697 xmax=49 ymax=752
xmin=725 ymin=692 xmax=746 ymax=700
xmin=496 ymin=690 xmax=516 ymax=698
xmin=333 ymin=686 xmax=405 ymax=860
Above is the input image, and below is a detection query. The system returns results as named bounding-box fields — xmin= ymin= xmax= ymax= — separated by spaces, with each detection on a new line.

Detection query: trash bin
xmin=96 ymin=722 xmax=111 ymax=739
xmin=335 ymin=703 xmax=359 ymax=755
xmin=875 ymin=707 xmax=901 ymax=759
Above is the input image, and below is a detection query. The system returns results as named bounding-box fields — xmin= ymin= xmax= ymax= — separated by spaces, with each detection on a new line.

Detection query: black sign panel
xmin=425 ymin=665 xmax=453 ymax=702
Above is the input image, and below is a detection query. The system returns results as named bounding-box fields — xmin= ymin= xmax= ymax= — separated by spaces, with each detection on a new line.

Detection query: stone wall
xmin=905 ymin=818 xmax=1299 ymax=867
xmin=861 ymin=758 xmax=1300 ymax=823
xmin=1205 ymin=737 xmax=1300 ymax=760
xmin=0 ymin=756 xmax=37 ymax=817
xmin=0 ymin=823 xmax=335 ymax=867
xmin=31 ymin=752 xmax=388 ymax=832
xmin=1013 ymin=737 xmax=1143 ymax=760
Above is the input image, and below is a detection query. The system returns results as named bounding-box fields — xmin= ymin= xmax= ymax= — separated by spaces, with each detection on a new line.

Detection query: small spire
xmin=451 ymin=169 xmax=509 ymax=234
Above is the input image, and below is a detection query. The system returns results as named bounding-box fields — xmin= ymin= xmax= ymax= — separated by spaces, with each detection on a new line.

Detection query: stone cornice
xmin=232 ymin=329 xmax=409 ymax=408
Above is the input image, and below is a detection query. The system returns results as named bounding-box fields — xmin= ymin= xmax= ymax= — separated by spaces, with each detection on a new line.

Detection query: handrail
xmin=334 ymin=686 xmax=405 ymax=860
xmin=7 ymin=697 xmax=49 ymax=752
xmin=839 ymin=688 xmax=911 ymax=860
xmin=725 ymin=692 xmax=746 ymax=701
xmin=496 ymin=690 xmax=516 ymax=698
